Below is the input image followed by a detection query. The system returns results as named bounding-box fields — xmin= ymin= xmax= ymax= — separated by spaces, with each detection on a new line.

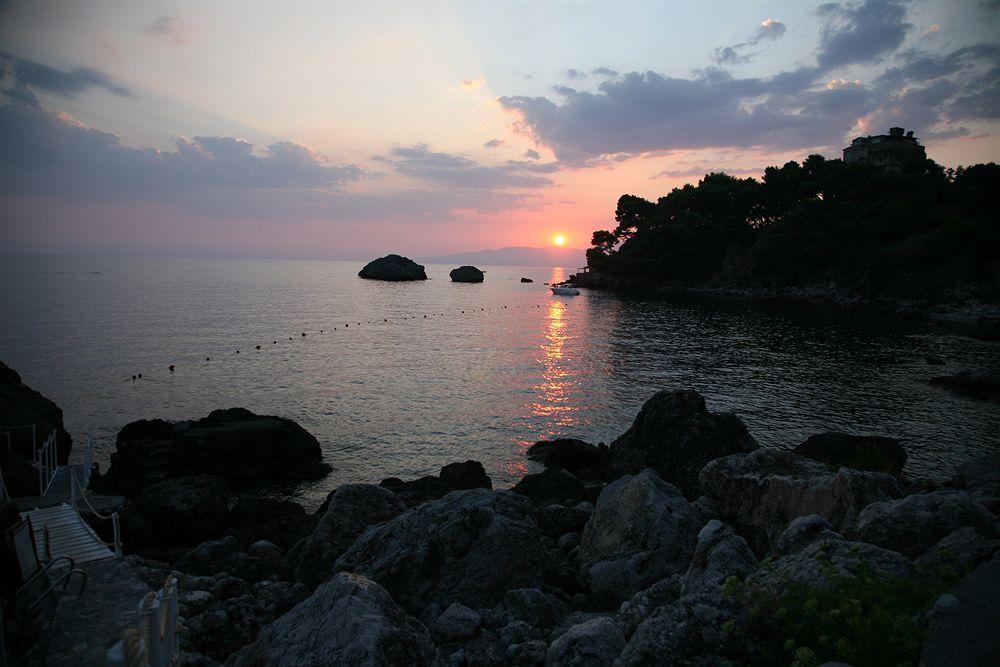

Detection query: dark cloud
xmin=1 ymin=51 xmax=131 ymax=108
xmin=592 ymin=67 xmax=619 ymax=78
xmin=816 ymin=0 xmax=911 ymax=70
xmin=143 ymin=15 xmax=195 ymax=45
xmin=524 ymin=148 xmax=541 ymax=160
xmin=714 ymin=17 xmax=787 ymax=65
xmin=484 ymin=138 xmax=505 ymax=148
xmin=566 ymin=69 xmax=587 ymax=80
xmin=380 ymin=144 xmax=552 ymax=189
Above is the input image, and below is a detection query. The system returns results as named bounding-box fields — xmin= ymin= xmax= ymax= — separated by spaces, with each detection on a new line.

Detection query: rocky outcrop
xmin=527 ymin=439 xmax=610 ymax=480
xmin=101 ymin=408 xmax=331 ymax=497
xmin=770 ymin=514 xmax=841 ymax=558
xmin=283 ymin=484 xmax=405 ymax=589
xmin=609 ymin=390 xmax=758 ymax=497
xmin=546 ymin=617 xmax=625 ymax=667
xmin=133 ymin=475 xmax=231 ymax=547
xmin=849 ymin=490 xmax=997 ymax=559
xmin=521 ymin=277 xmax=534 ymax=283
xmin=449 ymin=265 xmax=485 ymax=283
xmin=175 ymin=535 xmax=268 ymax=582
xmin=380 ymin=460 xmax=492 ymax=507
xmin=334 ymin=489 xmax=546 ymax=614
xmin=617 ymin=592 xmax=738 ymax=666
xmin=229 ymin=496 xmax=313 ymax=551
xmin=930 ymin=369 xmax=1000 ymax=403
xmin=680 ymin=520 xmax=758 ymax=596
xmin=357 ymin=254 xmax=427 ymax=281
xmin=578 ymin=470 xmax=700 ymax=607
xmin=0 ymin=361 xmax=72 ymax=464
xmin=227 ymin=573 xmax=437 ymax=666
xmin=921 ymin=560 xmax=1000 ymax=667
xmin=699 ymin=448 xmax=902 ymax=553
xmin=916 ymin=527 xmax=1000 ymax=577
xmin=793 ymin=431 xmax=907 ymax=476
xmin=512 ymin=468 xmax=595 ymax=506
xmin=953 ymin=453 xmax=1000 ymax=514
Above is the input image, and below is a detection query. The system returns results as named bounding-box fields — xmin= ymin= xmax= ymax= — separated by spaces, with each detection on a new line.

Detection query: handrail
xmin=106 ymin=576 xmax=178 ymax=667
xmin=26 ymin=568 xmax=88 ymax=612
xmin=0 ymin=467 xmax=10 ymax=504
xmin=70 ymin=465 xmax=122 ymax=556
xmin=37 ymin=430 xmax=57 ymax=496
xmin=15 ymin=555 xmax=76 ymax=601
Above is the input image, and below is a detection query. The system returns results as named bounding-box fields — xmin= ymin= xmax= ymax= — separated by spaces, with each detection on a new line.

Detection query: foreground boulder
xmin=229 ymin=496 xmax=313 ymax=551
xmin=133 ymin=474 xmax=230 ymax=547
xmin=334 ymin=489 xmax=545 ymax=614
xmin=849 ymin=490 xmax=997 ymax=559
xmin=546 ymin=617 xmax=625 ymax=667
xmin=102 ymin=408 xmax=331 ymax=497
xmin=680 ymin=520 xmax=758 ymax=596
xmin=699 ymin=448 xmax=902 ymax=553
xmin=449 ymin=265 xmax=485 ymax=282
xmin=527 ymin=439 xmax=609 ymax=480
xmin=512 ymin=468 xmax=594 ymax=506
xmin=578 ymin=470 xmax=699 ymax=606
xmin=921 ymin=559 xmax=1000 ymax=667
xmin=953 ymin=453 xmax=1000 ymax=514
xmin=793 ymin=431 xmax=907 ymax=476
xmin=284 ymin=484 xmax=405 ymax=589
xmin=227 ymin=573 xmax=437 ymax=666
xmin=609 ymin=390 xmax=758 ymax=497
xmin=358 ymin=254 xmax=427 ymax=281
xmin=0 ymin=361 xmax=72 ymax=464
xmin=618 ymin=591 xmax=738 ymax=666
xmin=380 ymin=460 xmax=492 ymax=507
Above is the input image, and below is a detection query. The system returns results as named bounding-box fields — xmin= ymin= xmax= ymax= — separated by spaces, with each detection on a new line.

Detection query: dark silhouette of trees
xmin=586 ymin=156 xmax=1000 ymax=301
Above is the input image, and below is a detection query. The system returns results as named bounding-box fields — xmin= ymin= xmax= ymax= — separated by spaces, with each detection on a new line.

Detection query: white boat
xmin=550 ymin=285 xmax=580 ymax=296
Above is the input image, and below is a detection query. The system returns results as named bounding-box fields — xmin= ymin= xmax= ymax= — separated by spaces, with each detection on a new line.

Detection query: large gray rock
xmin=431 ymin=602 xmax=481 ymax=642
xmin=953 ymin=454 xmax=1000 ymax=513
xmin=770 ymin=515 xmax=842 ymax=558
xmin=578 ymin=470 xmax=699 ymax=607
xmin=916 ymin=527 xmax=1000 ymax=578
xmin=699 ymin=448 xmax=902 ymax=553
xmin=614 ymin=576 xmax=681 ymax=639
xmin=792 ymin=432 xmax=907 ymax=476
xmin=104 ymin=408 xmax=330 ymax=497
xmin=334 ymin=489 xmax=546 ymax=614
xmin=609 ymin=390 xmax=758 ymax=497
xmin=545 ymin=617 xmax=625 ymax=667
xmin=527 ymin=439 xmax=609 ymax=480
xmin=284 ymin=484 xmax=405 ymax=589
xmin=921 ymin=559 xmax=1000 ymax=667
xmin=134 ymin=474 xmax=230 ymax=547
xmin=681 ymin=520 xmax=758 ymax=596
xmin=226 ymin=573 xmax=437 ymax=666
xmin=358 ymin=254 xmax=427 ymax=281
xmin=505 ymin=588 xmax=569 ymax=629
xmin=449 ymin=265 xmax=485 ymax=283
xmin=850 ymin=490 xmax=997 ymax=559
xmin=187 ymin=593 xmax=272 ymax=662
xmin=175 ymin=535 xmax=265 ymax=582
xmin=617 ymin=592 xmax=738 ymax=667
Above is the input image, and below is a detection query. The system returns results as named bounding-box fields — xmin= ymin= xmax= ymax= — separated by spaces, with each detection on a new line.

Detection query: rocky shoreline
xmin=2 ymin=367 xmax=999 ymax=666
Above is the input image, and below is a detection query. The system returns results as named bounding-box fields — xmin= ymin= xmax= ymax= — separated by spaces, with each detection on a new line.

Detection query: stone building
xmin=843 ymin=127 xmax=926 ymax=170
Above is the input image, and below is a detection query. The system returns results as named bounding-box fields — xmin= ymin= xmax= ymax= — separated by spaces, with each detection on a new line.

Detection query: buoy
xmin=236 ymin=350 xmax=240 ymax=354
xmin=256 ymin=345 xmax=261 ymax=350
xmin=384 ymin=318 xmax=388 ymax=322
xmin=168 ymin=364 xmax=175 ymax=372
xmin=273 ymin=341 xmax=276 ymax=344
xmin=137 ymin=373 xmax=142 ymax=379
xmin=206 ymin=357 xmax=210 ymax=361
xmin=131 ymin=375 xmax=136 ymax=381
xmin=345 ymin=324 xmax=349 ymax=327
xmin=423 ymin=314 xmax=427 ymax=318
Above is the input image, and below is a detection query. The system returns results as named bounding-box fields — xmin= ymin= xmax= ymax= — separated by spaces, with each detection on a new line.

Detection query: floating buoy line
xmin=124 ymin=300 xmax=553 ymax=383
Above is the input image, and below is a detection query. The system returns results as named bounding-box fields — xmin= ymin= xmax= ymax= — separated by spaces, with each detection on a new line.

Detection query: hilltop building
xmin=843 ymin=127 xmax=926 ymax=171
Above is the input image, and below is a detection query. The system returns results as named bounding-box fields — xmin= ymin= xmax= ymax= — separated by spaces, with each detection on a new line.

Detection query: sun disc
xmin=554 ymin=234 xmax=566 ymax=246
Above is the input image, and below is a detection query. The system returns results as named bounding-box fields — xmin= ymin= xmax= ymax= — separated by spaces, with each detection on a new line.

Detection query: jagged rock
xmin=358 ymin=254 xmax=428 ymax=281
xmin=916 ymin=527 xmax=1000 ymax=578
xmin=104 ymin=408 xmax=330 ymax=497
xmin=681 ymin=520 xmax=758 ymax=596
xmin=187 ymin=594 xmax=271 ymax=662
xmin=850 ymin=490 xmax=997 ymax=559
xmin=953 ymin=453 xmax=1000 ymax=513
xmin=508 ymin=640 xmax=546 ymax=665
xmin=921 ymin=559 xmax=1000 ymax=667
xmin=535 ymin=504 xmax=592 ymax=538
xmin=614 ymin=576 xmax=681 ymax=639
xmin=229 ymin=496 xmax=313 ymax=551
xmin=0 ymin=360 xmax=73 ymax=464
xmin=930 ymin=369 xmax=1000 ymax=403
xmin=771 ymin=515 xmax=842 ymax=558
xmin=520 ymin=278 xmax=534 ymax=283
xmin=175 ymin=536 xmax=265 ymax=582
xmin=792 ymin=432 xmax=907 ymax=476
xmin=578 ymin=470 xmax=699 ymax=607
xmin=381 ymin=460 xmax=493 ymax=507
xmin=546 ymin=617 xmax=625 ymax=667
xmin=134 ymin=475 xmax=231 ymax=547
xmin=512 ymin=468 xmax=594 ymax=506
xmin=450 ymin=265 xmax=485 ymax=283
xmin=558 ymin=533 xmax=581 ymax=551
xmin=747 ymin=538 xmax=912 ymax=594
xmin=252 ymin=580 xmax=310 ymax=617
xmin=248 ymin=540 xmax=284 ymax=565
xmin=334 ymin=489 xmax=546 ymax=614
xmin=284 ymin=484 xmax=405 ymax=589
xmin=440 ymin=460 xmax=493 ymax=491
xmin=432 ymin=602 xmax=482 ymax=641
xmin=609 ymin=390 xmax=758 ymax=497
xmin=227 ymin=573 xmax=437 ymax=666
xmin=527 ymin=439 xmax=609 ymax=480
xmin=699 ymin=448 xmax=902 ymax=553
xmin=505 ymin=589 xmax=569 ymax=629
xmin=618 ymin=592 xmax=738 ymax=666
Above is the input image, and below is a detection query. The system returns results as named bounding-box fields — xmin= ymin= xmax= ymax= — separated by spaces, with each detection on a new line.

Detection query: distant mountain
xmin=423 ymin=246 xmax=586 ymax=268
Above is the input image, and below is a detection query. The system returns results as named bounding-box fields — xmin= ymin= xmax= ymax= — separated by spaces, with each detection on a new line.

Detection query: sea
xmin=1 ymin=254 xmax=998 ymax=508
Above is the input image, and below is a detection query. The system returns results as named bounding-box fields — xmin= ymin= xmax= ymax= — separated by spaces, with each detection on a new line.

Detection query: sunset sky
xmin=1 ymin=0 xmax=998 ymax=260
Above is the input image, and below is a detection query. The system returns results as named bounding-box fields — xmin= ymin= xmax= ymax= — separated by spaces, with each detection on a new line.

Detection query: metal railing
xmin=106 ymin=577 xmax=179 ymax=667
xmin=0 ymin=423 xmax=36 ymax=453
xmin=69 ymin=466 xmax=121 ymax=557
xmin=36 ymin=430 xmax=57 ymax=496
xmin=0 ymin=467 xmax=10 ymax=504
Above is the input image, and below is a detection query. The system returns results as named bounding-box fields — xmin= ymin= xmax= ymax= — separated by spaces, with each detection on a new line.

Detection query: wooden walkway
xmin=22 ymin=503 xmax=114 ymax=565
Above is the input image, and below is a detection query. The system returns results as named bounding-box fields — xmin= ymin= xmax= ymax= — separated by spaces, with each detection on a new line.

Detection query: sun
xmin=553 ymin=234 xmax=566 ymax=247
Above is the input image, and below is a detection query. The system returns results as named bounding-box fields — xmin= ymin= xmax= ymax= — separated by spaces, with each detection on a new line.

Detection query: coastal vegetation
xmin=585 ymin=157 xmax=1000 ymax=302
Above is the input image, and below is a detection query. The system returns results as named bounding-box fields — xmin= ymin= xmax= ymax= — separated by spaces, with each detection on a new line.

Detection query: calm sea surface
xmin=1 ymin=254 xmax=998 ymax=508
